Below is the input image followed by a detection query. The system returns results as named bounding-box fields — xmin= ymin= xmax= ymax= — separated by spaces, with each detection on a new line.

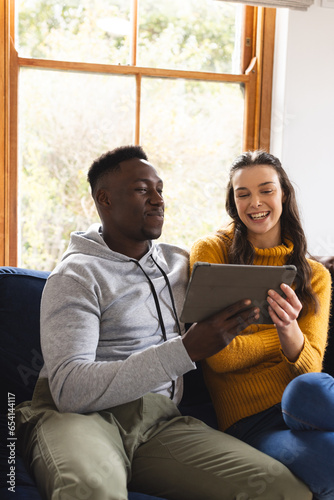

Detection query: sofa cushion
xmin=0 ymin=267 xmax=49 ymax=414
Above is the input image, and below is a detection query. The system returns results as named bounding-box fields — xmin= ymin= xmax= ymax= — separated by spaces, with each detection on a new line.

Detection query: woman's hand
xmin=267 ymin=283 xmax=302 ymax=327
xmin=267 ymin=283 xmax=304 ymax=362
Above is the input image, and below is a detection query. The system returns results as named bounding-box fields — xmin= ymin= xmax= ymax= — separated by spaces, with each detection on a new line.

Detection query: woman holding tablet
xmin=190 ymin=150 xmax=334 ymax=499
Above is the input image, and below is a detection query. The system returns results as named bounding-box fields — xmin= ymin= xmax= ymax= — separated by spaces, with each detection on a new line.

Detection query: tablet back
xmin=180 ymin=262 xmax=297 ymax=324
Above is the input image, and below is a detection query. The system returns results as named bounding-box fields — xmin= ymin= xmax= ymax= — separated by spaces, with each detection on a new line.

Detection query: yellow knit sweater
xmin=190 ymin=228 xmax=332 ymax=431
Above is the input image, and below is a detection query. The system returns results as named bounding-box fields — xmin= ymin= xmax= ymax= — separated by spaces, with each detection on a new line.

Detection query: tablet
xmin=180 ymin=262 xmax=297 ymax=324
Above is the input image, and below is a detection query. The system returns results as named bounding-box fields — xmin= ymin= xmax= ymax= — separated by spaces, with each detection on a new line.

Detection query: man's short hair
xmin=87 ymin=145 xmax=148 ymax=194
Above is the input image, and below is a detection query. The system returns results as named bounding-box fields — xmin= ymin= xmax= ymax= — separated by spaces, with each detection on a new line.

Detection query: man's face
xmin=97 ymin=158 xmax=165 ymax=248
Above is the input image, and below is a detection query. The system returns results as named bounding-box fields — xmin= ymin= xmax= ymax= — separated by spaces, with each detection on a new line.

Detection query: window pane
xmin=18 ymin=68 xmax=135 ymax=271
xmin=16 ymin=0 xmax=132 ymax=64
xmin=138 ymin=0 xmax=242 ymax=73
xmin=140 ymin=77 xmax=244 ymax=249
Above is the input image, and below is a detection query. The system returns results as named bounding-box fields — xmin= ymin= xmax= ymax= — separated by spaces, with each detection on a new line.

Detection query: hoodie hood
xmin=61 ymin=223 xmax=154 ymax=263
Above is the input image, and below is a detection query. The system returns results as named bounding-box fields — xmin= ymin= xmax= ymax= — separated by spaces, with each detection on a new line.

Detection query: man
xmin=16 ymin=145 xmax=311 ymax=500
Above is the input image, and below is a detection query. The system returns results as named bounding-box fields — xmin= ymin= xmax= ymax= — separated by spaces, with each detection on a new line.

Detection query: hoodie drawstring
xmin=131 ymin=255 xmax=182 ymax=400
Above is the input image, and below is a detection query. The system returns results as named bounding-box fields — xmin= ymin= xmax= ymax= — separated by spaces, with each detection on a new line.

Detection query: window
xmin=0 ymin=0 xmax=276 ymax=269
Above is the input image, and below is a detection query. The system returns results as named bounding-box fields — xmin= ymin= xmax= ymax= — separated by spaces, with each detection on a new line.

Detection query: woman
xmin=190 ymin=150 xmax=334 ymax=500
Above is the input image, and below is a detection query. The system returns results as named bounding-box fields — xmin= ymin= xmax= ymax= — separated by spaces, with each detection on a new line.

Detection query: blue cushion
xmin=0 ymin=267 xmax=49 ymax=414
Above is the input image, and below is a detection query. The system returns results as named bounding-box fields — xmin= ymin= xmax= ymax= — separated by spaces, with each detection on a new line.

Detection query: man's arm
xmin=40 ymin=274 xmax=194 ymax=413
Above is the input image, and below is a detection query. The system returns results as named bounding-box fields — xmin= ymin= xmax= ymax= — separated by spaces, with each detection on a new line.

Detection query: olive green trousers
xmin=15 ymin=378 xmax=311 ymax=500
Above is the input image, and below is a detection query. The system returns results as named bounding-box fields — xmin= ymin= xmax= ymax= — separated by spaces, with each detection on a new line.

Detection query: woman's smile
xmin=248 ymin=211 xmax=270 ymax=221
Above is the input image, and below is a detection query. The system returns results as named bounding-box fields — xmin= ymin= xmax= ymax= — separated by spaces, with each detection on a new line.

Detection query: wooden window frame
xmin=0 ymin=0 xmax=276 ymax=266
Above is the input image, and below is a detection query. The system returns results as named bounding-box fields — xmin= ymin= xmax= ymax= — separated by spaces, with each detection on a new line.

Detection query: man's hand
xmin=182 ymin=300 xmax=260 ymax=362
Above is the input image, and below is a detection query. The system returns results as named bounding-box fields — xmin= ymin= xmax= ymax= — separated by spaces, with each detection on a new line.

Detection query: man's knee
xmin=18 ymin=409 xmax=130 ymax=500
xmin=32 ymin=436 xmax=129 ymax=500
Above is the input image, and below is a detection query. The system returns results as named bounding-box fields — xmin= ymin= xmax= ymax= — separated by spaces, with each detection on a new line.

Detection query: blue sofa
xmin=0 ymin=266 xmax=217 ymax=499
xmin=1 ymin=263 xmax=333 ymax=499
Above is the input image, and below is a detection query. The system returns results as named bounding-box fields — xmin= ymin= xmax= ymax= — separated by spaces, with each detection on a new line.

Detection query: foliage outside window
xmin=0 ymin=0 xmax=274 ymax=270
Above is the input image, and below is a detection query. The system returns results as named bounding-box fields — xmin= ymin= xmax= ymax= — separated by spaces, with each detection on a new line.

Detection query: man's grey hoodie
xmin=39 ymin=224 xmax=195 ymax=413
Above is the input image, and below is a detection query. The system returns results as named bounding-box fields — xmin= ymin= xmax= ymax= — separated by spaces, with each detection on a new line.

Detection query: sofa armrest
xmin=0 ymin=267 xmax=50 ymax=413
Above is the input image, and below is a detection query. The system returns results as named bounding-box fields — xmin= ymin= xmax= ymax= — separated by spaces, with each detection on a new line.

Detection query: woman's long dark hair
xmin=218 ymin=150 xmax=318 ymax=314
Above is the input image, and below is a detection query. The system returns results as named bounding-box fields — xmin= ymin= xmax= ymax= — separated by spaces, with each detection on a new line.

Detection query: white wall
xmin=271 ymin=0 xmax=334 ymax=256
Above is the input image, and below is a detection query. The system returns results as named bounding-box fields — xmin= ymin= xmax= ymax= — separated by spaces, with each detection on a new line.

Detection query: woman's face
xmin=232 ymin=164 xmax=286 ymax=248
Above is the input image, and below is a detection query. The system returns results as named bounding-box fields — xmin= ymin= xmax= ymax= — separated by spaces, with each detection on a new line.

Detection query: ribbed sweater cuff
xmin=261 ymin=329 xmax=281 ymax=355
xmin=281 ymin=336 xmax=319 ymax=375
xmin=156 ymin=336 xmax=196 ymax=379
